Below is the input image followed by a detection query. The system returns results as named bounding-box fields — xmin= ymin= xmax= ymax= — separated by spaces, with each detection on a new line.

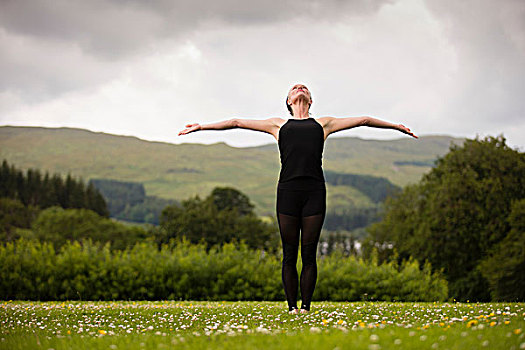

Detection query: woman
xmin=178 ymin=84 xmax=417 ymax=314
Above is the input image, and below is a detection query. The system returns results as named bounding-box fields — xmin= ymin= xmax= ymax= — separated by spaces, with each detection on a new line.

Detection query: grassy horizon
xmin=0 ymin=126 xmax=463 ymax=215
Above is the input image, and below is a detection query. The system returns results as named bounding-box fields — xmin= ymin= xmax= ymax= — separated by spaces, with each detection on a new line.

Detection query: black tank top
xmin=278 ymin=118 xmax=326 ymax=190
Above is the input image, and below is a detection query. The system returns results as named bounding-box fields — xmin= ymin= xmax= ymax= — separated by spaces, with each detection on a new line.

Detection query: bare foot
xmin=289 ymin=308 xmax=299 ymax=315
xmin=300 ymin=309 xmax=309 ymax=314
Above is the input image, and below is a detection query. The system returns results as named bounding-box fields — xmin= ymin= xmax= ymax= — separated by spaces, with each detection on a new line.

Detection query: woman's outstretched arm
xmin=319 ymin=116 xmax=418 ymax=139
xmin=178 ymin=118 xmax=284 ymax=140
xmin=178 ymin=119 xmax=235 ymax=135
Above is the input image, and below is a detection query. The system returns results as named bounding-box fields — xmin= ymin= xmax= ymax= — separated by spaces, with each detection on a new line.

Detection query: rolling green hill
xmin=0 ymin=126 xmax=463 ymax=215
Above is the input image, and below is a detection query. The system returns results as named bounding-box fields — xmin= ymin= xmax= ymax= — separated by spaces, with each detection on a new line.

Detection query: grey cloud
xmin=0 ymin=28 xmax=117 ymax=102
xmin=0 ymin=0 xmax=394 ymax=58
xmin=0 ymin=0 xmax=166 ymax=59
xmin=425 ymin=0 xmax=525 ymax=124
xmin=0 ymin=0 xmax=394 ymax=101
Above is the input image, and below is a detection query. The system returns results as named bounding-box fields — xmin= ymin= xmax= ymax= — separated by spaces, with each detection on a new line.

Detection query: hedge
xmin=0 ymin=239 xmax=447 ymax=301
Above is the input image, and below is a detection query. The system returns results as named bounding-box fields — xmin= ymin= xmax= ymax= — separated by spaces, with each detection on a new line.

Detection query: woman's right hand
xmin=178 ymin=123 xmax=201 ymax=136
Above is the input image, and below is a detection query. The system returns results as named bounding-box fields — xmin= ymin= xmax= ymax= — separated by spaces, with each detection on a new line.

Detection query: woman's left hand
xmin=397 ymin=124 xmax=418 ymax=139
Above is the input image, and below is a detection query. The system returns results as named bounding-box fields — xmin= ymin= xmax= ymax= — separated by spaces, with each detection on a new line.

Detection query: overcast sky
xmin=1 ymin=0 xmax=524 ymax=149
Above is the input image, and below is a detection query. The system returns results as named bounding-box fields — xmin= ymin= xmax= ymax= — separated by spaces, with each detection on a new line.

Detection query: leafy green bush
xmin=32 ymin=207 xmax=150 ymax=250
xmin=315 ymin=252 xmax=447 ymax=302
xmin=159 ymin=187 xmax=279 ymax=251
xmin=0 ymin=239 xmax=447 ymax=301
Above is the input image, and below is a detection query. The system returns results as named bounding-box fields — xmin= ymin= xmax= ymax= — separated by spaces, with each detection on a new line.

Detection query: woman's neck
xmin=290 ymin=100 xmax=310 ymax=119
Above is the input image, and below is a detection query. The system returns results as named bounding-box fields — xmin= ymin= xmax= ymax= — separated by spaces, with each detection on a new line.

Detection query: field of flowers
xmin=1 ymin=301 xmax=524 ymax=349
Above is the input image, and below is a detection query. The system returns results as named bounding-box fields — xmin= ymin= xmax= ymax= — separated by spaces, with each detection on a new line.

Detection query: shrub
xmin=0 ymin=239 xmax=447 ymax=301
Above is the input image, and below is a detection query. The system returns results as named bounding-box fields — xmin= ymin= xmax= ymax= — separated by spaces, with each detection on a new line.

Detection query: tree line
xmin=0 ymin=160 xmax=108 ymax=216
xmin=0 ymin=161 xmax=279 ymax=252
xmin=321 ymin=172 xmax=400 ymax=241
xmin=0 ymin=160 xmax=109 ymax=242
xmin=365 ymin=136 xmax=524 ymax=301
xmin=89 ymin=178 xmax=176 ymax=224
xmin=90 ymin=174 xmax=393 ymax=232
xmin=324 ymin=206 xmax=380 ymax=232
xmin=324 ymin=171 xmax=401 ymax=203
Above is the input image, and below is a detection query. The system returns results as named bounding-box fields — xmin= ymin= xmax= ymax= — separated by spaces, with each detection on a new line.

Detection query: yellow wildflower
xmin=467 ymin=320 xmax=478 ymax=328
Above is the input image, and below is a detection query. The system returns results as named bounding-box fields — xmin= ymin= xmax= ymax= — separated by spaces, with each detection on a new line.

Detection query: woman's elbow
xmin=231 ymin=118 xmax=241 ymax=128
xmin=360 ymin=116 xmax=371 ymax=126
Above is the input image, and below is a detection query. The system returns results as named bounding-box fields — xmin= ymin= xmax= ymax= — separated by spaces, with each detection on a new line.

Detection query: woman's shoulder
xmin=270 ymin=117 xmax=288 ymax=128
xmin=313 ymin=116 xmax=334 ymax=128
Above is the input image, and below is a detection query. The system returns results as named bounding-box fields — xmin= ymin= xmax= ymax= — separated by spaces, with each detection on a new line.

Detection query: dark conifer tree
xmin=0 ymin=160 xmax=108 ymax=216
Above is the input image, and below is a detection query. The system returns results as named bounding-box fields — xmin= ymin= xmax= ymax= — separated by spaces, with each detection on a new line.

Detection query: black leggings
xmin=276 ymin=184 xmax=326 ymax=311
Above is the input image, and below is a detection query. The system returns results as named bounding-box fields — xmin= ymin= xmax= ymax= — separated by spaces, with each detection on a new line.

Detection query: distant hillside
xmin=0 ymin=126 xmax=463 ymax=215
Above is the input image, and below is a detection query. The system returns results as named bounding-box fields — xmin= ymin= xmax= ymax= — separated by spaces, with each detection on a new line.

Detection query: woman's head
xmin=286 ymin=84 xmax=312 ymax=116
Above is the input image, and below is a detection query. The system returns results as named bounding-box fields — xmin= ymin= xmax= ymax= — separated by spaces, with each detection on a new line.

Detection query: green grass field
xmin=1 ymin=301 xmax=523 ymax=349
